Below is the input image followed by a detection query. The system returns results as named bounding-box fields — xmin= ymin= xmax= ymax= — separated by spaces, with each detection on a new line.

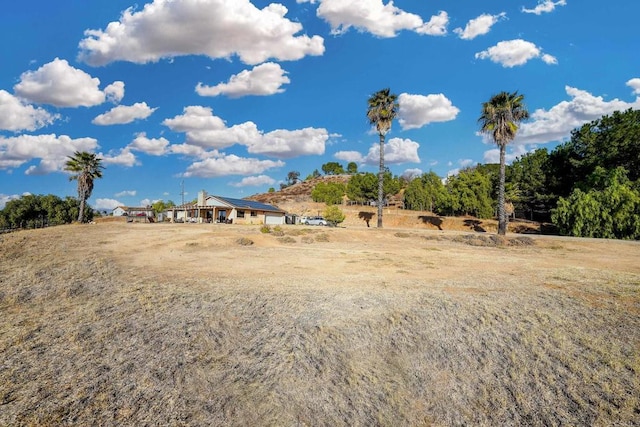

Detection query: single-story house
xmin=167 ymin=191 xmax=285 ymax=225
xmin=113 ymin=206 xmax=154 ymax=217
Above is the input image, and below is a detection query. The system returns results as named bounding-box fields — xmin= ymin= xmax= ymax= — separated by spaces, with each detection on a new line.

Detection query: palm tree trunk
xmin=78 ymin=198 xmax=85 ymax=222
xmin=377 ymin=133 xmax=385 ymax=228
xmin=498 ymin=143 xmax=507 ymax=235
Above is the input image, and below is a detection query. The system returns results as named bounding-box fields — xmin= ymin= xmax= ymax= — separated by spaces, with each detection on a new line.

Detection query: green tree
xmin=305 ymin=169 xmax=321 ymax=180
xmin=347 ymin=162 xmax=358 ymax=174
xmin=311 ymin=182 xmax=346 ymax=205
xmin=286 ymin=170 xmax=300 ymax=186
xmin=346 ymin=171 xmax=399 ymax=205
xmin=324 ymin=205 xmax=346 ymax=225
xmin=403 ymin=171 xmax=446 ymax=212
xmin=0 ymin=194 xmax=83 ymax=229
xmin=268 ymin=187 xmax=275 ymax=193
xmin=151 ymin=200 xmax=175 ymax=216
xmin=552 ymin=167 xmax=640 ymax=239
xmin=479 ymin=92 xmax=529 ymax=235
xmin=367 ymin=88 xmax=399 ymax=228
xmin=321 ymin=162 xmax=345 ymax=175
xmin=347 ymin=172 xmax=378 ymax=202
xmin=64 ymin=151 xmax=104 ymax=222
xmin=548 ymin=109 xmax=640 ymax=200
xmin=507 ymin=148 xmax=556 ymax=221
xmin=442 ymin=168 xmax=494 ymax=218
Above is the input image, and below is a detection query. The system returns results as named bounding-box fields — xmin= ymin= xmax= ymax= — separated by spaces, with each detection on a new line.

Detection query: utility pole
xmin=180 ymin=180 xmax=186 ymax=223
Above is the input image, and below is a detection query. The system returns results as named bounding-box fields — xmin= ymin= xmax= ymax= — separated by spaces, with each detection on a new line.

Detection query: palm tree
xmin=478 ymin=91 xmax=529 ymax=235
xmin=367 ymin=88 xmax=399 ymax=228
xmin=64 ymin=151 xmax=104 ymax=222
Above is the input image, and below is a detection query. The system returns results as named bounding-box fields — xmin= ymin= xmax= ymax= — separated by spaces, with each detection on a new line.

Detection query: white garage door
xmin=264 ymin=213 xmax=283 ymax=225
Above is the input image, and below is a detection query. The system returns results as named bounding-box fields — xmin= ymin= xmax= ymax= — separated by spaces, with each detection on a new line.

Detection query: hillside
xmin=1 ymin=222 xmax=639 ymax=425
xmin=248 ymin=175 xmax=546 ymax=234
xmin=248 ymin=174 xmax=351 ymax=205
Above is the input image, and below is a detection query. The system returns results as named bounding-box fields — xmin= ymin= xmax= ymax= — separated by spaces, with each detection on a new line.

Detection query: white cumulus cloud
xmin=454 ymin=12 xmax=506 ymax=40
xmin=334 ymin=150 xmax=365 ymax=163
xmin=115 ymin=190 xmax=137 ymax=197
xmin=483 ymin=144 xmax=529 ymax=165
xmin=362 ymin=137 xmax=421 ymax=165
xmin=481 ymin=82 xmax=640 ymax=164
xmin=627 ymin=78 xmax=640 ymax=95
xmin=522 ymin=0 xmax=567 ymax=15
xmin=100 ymin=148 xmax=138 ymax=167
xmin=416 ymin=11 xmax=449 ymax=36
xmin=128 ymin=133 xmax=170 ymax=156
xmin=163 ymin=106 xmax=227 ymax=132
xmin=104 ymin=81 xmax=125 ymax=104
xmin=14 ymin=58 xmax=124 ymax=107
xmin=250 ymin=128 xmax=327 ymax=158
xmin=0 ymin=90 xmax=58 ymax=131
xmin=92 ymin=102 xmax=157 ymax=125
xmin=0 ymin=134 xmax=98 ymax=173
xmin=401 ymin=168 xmax=423 ymax=181
xmin=78 ymin=0 xmax=324 ymax=66
xmin=230 ymin=175 xmax=276 ymax=187
xmin=302 ymin=0 xmax=446 ymax=38
xmin=516 ymin=85 xmax=640 ymax=145
xmin=475 ymin=39 xmax=556 ymax=67
xmin=398 ymin=93 xmax=460 ymax=130
xmin=196 ymin=62 xmax=290 ymax=98
xmin=163 ymin=106 xmax=328 ymax=158
xmin=182 ymin=153 xmax=284 ymax=178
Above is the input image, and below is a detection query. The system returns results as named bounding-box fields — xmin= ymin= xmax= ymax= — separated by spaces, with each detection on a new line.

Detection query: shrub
xmin=260 ymin=225 xmax=271 ymax=234
xmin=324 ymin=205 xmax=346 ymax=225
xmin=236 ymin=237 xmax=254 ymax=246
xmin=278 ymin=236 xmax=296 ymax=244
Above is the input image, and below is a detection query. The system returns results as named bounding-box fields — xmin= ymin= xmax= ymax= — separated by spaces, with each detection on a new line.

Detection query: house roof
xmin=113 ymin=206 xmax=153 ymax=211
xmin=214 ymin=196 xmax=284 ymax=213
xmin=169 ymin=196 xmax=284 ymax=213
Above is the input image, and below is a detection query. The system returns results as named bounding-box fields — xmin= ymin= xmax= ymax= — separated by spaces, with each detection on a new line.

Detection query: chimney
xmin=197 ymin=190 xmax=207 ymax=206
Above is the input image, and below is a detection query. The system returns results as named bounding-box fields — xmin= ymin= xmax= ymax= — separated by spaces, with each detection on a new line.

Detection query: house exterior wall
xmin=113 ymin=207 xmax=127 ymax=216
xmin=167 ymin=196 xmax=285 ymax=225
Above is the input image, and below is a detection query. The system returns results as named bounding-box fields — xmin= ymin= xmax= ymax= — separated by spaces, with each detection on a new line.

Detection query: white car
xmin=303 ymin=216 xmax=328 ymax=226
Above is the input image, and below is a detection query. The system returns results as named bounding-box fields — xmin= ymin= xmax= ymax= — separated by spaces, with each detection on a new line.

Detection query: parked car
xmin=303 ymin=216 xmax=328 ymax=226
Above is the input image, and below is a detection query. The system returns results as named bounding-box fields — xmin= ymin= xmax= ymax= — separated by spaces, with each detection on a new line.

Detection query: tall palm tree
xmin=64 ymin=151 xmax=104 ymax=222
xmin=367 ymin=88 xmax=399 ymax=228
xmin=478 ymin=91 xmax=529 ymax=235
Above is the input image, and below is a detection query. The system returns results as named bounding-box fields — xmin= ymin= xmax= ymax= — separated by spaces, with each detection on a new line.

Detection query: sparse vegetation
xmin=323 ymin=205 xmax=346 ymax=225
xmin=260 ymin=225 xmax=271 ymax=233
xmin=277 ymin=236 xmax=296 ymax=244
xmin=236 ymin=237 xmax=254 ymax=246
xmin=314 ymin=233 xmax=330 ymax=242
xmin=1 ymin=223 xmax=638 ymax=426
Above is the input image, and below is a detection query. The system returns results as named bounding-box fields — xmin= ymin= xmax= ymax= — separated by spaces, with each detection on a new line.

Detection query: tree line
xmin=310 ymin=107 xmax=640 ymax=239
xmin=1 ymin=151 xmax=102 ymax=229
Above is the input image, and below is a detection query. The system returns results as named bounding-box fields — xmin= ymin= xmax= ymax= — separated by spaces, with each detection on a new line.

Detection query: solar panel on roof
xmin=215 ymin=196 xmax=283 ymax=212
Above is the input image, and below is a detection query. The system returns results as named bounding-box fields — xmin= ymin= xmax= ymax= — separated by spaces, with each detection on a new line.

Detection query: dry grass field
xmin=1 ymin=220 xmax=639 ymax=426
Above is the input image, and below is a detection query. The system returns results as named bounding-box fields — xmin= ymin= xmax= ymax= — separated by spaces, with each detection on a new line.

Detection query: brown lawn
xmin=1 ymin=220 xmax=639 ymax=426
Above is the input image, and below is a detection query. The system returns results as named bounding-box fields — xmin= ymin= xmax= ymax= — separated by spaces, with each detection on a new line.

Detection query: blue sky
xmin=1 ymin=0 xmax=639 ymax=210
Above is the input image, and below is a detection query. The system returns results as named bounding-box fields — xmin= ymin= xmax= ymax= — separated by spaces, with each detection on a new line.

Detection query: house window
xmin=251 ymin=211 xmax=257 ymax=217
xmin=237 ymin=210 xmax=245 ymax=218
